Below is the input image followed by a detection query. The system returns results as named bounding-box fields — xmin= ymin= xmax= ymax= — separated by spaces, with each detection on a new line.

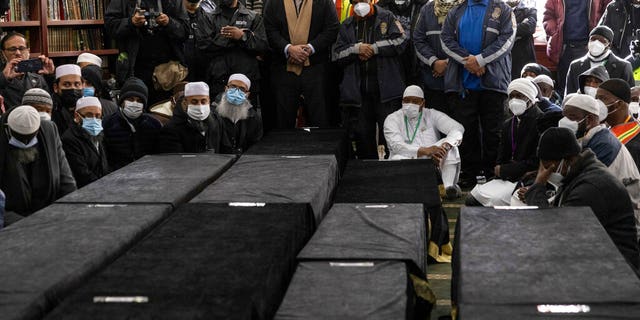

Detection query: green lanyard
xmin=404 ymin=111 xmax=422 ymax=144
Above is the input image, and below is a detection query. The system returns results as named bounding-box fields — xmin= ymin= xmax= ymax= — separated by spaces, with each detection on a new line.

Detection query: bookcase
xmin=1 ymin=0 xmax=117 ymax=61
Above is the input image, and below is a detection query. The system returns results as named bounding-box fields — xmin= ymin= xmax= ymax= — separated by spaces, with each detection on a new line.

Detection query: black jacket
xmin=496 ymin=105 xmax=542 ymax=181
xmin=103 ymin=111 xmax=162 ymax=171
xmin=526 ymin=149 xmax=640 ymax=272
xmin=599 ymin=0 xmax=636 ymax=59
xmin=51 ymin=95 xmax=77 ymax=136
xmin=565 ymin=52 xmax=634 ymax=96
xmin=210 ymin=106 xmax=263 ymax=154
xmin=511 ymin=4 xmax=537 ymax=81
xmin=195 ymin=3 xmax=268 ymax=95
xmin=0 ymin=114 xmax=76 ymax=215
xmin=263 ymin=0 xmax=339 ymax=66
xmin=105 ymin=0 xmax=188 ymax=83
xmin=413 ymin=1 xmax=447 ymax=91
xmin=157 ymin=102 xmax=218 ymax=153
xmin=0 ymin=66 xmax=53 ymax=110
xmin=333 ymin=6 xmax=407 ymax=105
xmin=61 ymin=124 xmax=109 ymax=188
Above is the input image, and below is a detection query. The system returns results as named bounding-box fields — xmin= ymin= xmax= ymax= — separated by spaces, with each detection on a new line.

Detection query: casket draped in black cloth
xmin=0 ymin=203 xmax=172 ymax=320
xmin=453 ymin=206 xmax=640 ymax=319
xmin=245 ymin=128 xmax=349 ymax=174
xmin=56 ymin=153 xmax=236 ymax=207
xmin=334 ymin=159 xmax=440 ymax=207
xmin=45 ymin=203 xmax=313 ymax=320
xmin=298 ymin=203 xmax=427 ymax=276
xmin=191 ymin=154 xmax=338 ymax=224
xmin=275 ymin=261 xmax=417 ymax=319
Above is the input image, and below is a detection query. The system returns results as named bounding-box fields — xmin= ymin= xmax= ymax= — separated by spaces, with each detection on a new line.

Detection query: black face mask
xmin=59 ymin=89 xmax=83 ymax=109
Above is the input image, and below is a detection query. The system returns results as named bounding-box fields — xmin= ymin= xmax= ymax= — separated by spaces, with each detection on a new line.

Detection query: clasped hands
xmin=463 ymin=55 xmax=485 ymax=77
xmin=287 ymin=44 xmax=312 ymax=65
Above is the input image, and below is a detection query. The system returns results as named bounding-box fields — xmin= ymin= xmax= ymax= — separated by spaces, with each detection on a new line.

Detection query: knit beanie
xmin=22 ymin=88 xmax=53 ymax=106
xmin=537 ymin=127 xmax=582 ymax=161
xmin=590 ymin=25 xmax=614 ymax=44
xmin=119 ymin=77 xmax=148 ymax=106
xmin=598 ymin=79 xmax=631 ymax=103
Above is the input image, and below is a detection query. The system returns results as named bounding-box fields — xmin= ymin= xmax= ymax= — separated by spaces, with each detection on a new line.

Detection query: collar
xmin=468 ymin=0 xmax=489 ymax=7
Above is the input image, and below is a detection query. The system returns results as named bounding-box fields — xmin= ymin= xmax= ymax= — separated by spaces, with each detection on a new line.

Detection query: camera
xmin=142 ymin=8 xmax=160 ymax=33
xmin=15 ymin=58 xmax=43 ymax=73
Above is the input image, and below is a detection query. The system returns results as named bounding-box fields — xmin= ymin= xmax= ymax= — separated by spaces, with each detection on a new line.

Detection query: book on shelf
xmin=48 ymin=27 xmax=105 ymax=52
xmin=3 ymin=0 xmax=31 ymax=21
xmin=48 ymin=0 xmax=105 ymax=20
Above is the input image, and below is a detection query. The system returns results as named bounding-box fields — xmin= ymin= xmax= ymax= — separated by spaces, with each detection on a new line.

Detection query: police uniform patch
xmin=380 ymin=22 xmax=388 ymax=35
xmin=395 ymin=20 xmax=405 ymax=34
xmin=491 ymin=7 xmax=501 ymax=20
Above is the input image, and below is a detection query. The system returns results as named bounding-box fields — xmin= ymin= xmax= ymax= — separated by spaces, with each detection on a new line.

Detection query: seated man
xmin=599 ymin=79 xmax=640 ymax=168
xmin=81 ymin=64 xmax=117 ymax=118
xmin=103 ymin=77 xmax=162 ymax=171
xmin=525 ymin=127 xmax=639 ymax=273
xmin=211 ymin=74 xmax=263 ymax=154
xmin=0 ymin=105 xmax=76 ymax=224
xmin=158 ymin=82 xmax=216 ymax=153
xmin=533 ymin=74 xmax=562 ymax=113
xmin=577 ymin=65 xmax=609 ymax=98
xmin=61 ymin=97 xmax=109 ymax=188
xmin=76 ymin=52 xmax=102 ymax=69
xmin=383 ymin=85 xmax=464 ymax=199
xmin=467 ymin=78 xmax=542 ymax=206
xmin=0 ymin=32 xmax=55 ymax=108
xmin=21 ymin=88 xmax=53 ymax=121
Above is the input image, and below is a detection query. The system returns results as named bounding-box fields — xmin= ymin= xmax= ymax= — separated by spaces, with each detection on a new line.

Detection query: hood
xmin=579 ymin=65 xmax=610 ymax=93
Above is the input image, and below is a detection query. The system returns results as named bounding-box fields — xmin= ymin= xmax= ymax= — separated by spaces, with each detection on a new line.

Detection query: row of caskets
xmin=0 ymin=128 xmax=439 ymax=320
xmin=2 ymin=128 xmax=640 ymax=319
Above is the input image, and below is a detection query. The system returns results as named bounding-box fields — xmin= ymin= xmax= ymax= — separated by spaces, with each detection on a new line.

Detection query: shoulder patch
xmin=381 ymin=22 xmax=388 ymax=35
xmin=394 ymin=20 xmax=405 ymax=35
xmin=491 ymin=6 xmax=501 ymax=20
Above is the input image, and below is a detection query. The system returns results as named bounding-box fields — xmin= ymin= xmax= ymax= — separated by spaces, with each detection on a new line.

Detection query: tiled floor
xmin=428 ymin=193 xmax=465 ymax=319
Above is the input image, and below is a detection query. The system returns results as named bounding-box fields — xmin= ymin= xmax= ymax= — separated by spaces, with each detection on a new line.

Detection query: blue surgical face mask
xmin=226 ymin=88 xmax=247 ymax=105
xmin=82 ymin=87 xmax=95 ymax=97
xmin=8 ymin=136 xmax=38 ymax=149
xmin=81 ymin=117 xmax=103 ymax=136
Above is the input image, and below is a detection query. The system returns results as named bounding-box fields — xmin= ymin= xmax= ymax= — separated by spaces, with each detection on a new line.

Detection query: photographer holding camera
xmin=105 ymin=0 xmax=189 ymax=105
xmin=0 ymin=32 xmax=55 ymax=110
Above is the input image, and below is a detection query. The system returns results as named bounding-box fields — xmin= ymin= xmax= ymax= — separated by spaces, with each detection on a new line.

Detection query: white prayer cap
xmin=403 ymin=85 xmax=424 ymax=98
xmin=55 ymin=64 xmax=81 ymax=79
xmin=228 ymin=73 xmax=251 ymax=90
xmin=75 ymin=96 xmax=102 ymax=111
xmin=563 ymin=93 xmax=601 ymax=118
xmin=508 ymin=78 xmax=538 ymax=103
xmin=184 ymin=81 xmax=209 ymax=97
xmin=533 ymin=74 xmax=554 ymax=88
xmin=76 ymin=53 xmax=102 ymax=67
xmin=8 ymin=105 xmax=41 ymax=135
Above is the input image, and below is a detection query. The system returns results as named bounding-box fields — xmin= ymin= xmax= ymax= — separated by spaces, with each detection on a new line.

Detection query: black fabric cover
xmin=56 ymin=153 xmax=236 ymax=207
xmin=275 ymin=261 xmax=414 ymax=319
xmin=334 ymin=159 xmax=440 ymax=207
xmin=191 ymin=155 xmax=338 ymax=224
xmin=458 ymin=304 xmax=640 ymax=320
xmin=0 ymin=203 xmax=172 ymax=320
xmin=245 ymin=128 xmax=349 ymax=174
xmin=454 ymin=207 xmax=640 ymax=318
xmin=46 ymin=203 xmax=313 ymax=320
xmin=298 ymin=203 xmax=427 ymax=275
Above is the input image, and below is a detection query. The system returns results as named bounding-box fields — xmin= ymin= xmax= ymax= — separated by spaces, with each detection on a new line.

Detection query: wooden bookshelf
xmin=2 ymin=0 xmax=117 ymax=60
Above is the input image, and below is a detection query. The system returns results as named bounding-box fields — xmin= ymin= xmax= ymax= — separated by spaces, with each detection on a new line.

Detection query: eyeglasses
xmin=228 ymin=84 xmax=248 ymax=93
xmin=4 ymin=46 xmax=29 ymax=53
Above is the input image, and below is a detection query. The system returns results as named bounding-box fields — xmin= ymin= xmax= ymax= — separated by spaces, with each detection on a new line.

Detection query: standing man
xmin=195 ymin=0 xmax=269 ymax=99
xmin=440 ymin=0 xmax=515 ymax=187
xmin=333 ymin=0 xmax=407 ymax=159
xmin=263 ymin=0 xmax=340 ymax=128
xmin=543 ymin=0 xmax=611 ymax=96
xmin=506 ymin=0 xmax=536 ymax=81
xmin=0 ymin=32 xmax=55 ymax=108
xmin=105 ymin=0 xmax=188 ymax=105
xmin=599 ymin=0 xmax=640 ymax=59
xmin=414 ymin=0 xmax=463 ymax=116
xmin=61 ymin=97 xmax=109 ymax=188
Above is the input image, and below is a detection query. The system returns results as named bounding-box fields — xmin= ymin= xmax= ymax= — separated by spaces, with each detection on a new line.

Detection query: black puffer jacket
xmin=103 ymin=110 xmax=162 ymax=171
xmin=61 ymin=124 xmax=109 ymax=188
xmin=526 ymin=150 xmax=640 ymax=273
xmin=157 ymin=98 xmax=218 ymax=153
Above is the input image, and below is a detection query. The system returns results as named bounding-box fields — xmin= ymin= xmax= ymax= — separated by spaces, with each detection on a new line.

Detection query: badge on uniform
xmin=380 ymin=22 xmax=388 ymax=35
xmin=491 ymin=7 xmax=501 ymax=20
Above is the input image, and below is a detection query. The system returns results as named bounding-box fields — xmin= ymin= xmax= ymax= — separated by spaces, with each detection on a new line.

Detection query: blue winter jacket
xmin=440 ymin=0 xmax=516 ymax=94
xmin=333 ymin=6 xmax=408 ymax=105
xmin=413 ymin=1 xmax=447 ymax=91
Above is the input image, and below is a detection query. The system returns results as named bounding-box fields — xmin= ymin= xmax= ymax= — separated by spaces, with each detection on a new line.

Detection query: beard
xmin=11 ymin=147 xmax=39 ymax=164
xmin=215 ymin=95 xmax=252 ymax=123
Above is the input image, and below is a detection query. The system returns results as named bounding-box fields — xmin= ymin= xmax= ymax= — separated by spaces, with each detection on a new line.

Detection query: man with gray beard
xmin=0 ymin=105 xmax=76 ymax=226
xmin=211 ymin=74 xmax=263 ymax=154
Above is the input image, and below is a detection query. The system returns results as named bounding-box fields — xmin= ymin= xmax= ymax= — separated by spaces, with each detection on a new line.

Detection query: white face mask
xmin=588 ymin=40 xmax=607 ymax=57
xmin=508 ymin=98 xmax=528 ymax=116
xmin=187 ymin=104 xmax=211 ymax=121
xmin=558 ymin=116 xmax=579 ymax=134
xmin=354 ymin=2 xmax=371 ymax=17
xmin=123 ymin=100 xmax=144 ymax=119
xmin=402 ymin=103 xmax=421 ymax=120
xmin=547 ymin=159 xmax=565 ymax=190
xmin=38 ymin=112 xmax=51 ymax=122
xmin=583 ymin=86 xmax=598 ymax=98
xmin=630 ymin=101 xmax=640 ymax=116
